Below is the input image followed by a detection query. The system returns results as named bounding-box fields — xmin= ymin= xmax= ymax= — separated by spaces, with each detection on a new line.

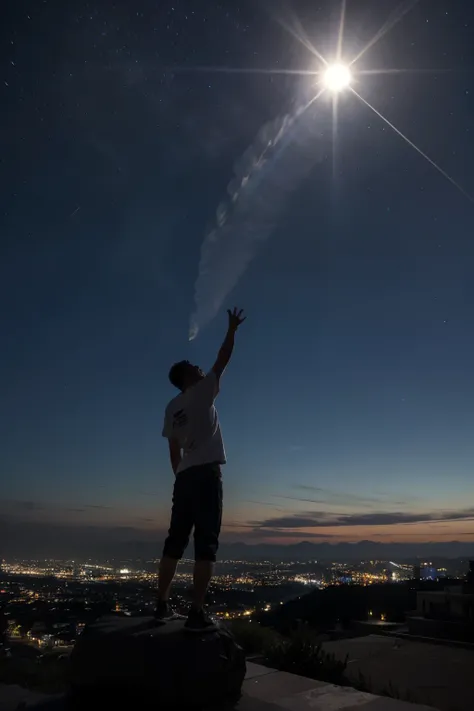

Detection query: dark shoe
xmin=154 ymin=601 xmax=181 ymax=621
xmin=184 ymin=607 xmax=217 ymax=633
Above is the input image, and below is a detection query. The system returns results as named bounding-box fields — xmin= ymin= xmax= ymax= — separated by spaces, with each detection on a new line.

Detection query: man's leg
xmin=158 ymin=556 xmax=179 ymax=602
xmin=192 ymin=465 xmax=222 ymax=609
xmin=186 ymin=464 xmax=222 ymax=631
xmin=192 ymin=560 xmax=214 ymax=609
xmin=156 ymin=473 xmax=192 ymax=619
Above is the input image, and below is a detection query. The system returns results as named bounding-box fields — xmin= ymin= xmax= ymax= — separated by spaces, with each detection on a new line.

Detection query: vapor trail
xmin=189 ymin=97 xmax=327 ymax=340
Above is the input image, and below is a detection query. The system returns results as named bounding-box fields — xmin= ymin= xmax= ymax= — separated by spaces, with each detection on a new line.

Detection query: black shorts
xmin=162 ymin=462 xmax=223 ymax=562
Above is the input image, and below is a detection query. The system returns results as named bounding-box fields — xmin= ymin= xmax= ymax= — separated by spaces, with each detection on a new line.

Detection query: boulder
xmin=69 ymin=615 xmax=246 ymax=709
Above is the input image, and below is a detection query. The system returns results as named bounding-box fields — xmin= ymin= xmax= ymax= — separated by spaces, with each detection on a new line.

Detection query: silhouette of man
xmin=155 ymin=307 xmax=246 ymax=632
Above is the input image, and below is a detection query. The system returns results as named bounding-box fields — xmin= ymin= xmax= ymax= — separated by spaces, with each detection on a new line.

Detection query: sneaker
xmin=184 ymin=607 xmax=218 ymax=633
xmin=154 ymin=601 xmax=181 ymax=622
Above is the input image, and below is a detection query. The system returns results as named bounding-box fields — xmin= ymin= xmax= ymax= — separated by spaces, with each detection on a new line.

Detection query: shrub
xmin=354 ymin=671 xmax=417 ymax=704
xmin=229 ymin=619 xmax=281 ymax=656
xmin=263 ymin=623 xmax=348 ymax=685
xmin=230 ymin=620 xmax=348 ymax=686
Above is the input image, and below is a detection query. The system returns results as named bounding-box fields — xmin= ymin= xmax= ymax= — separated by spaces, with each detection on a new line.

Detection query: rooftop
xmin=322 ymin=634 xmax=473 ymax=711
xmin=241 ymin=662 xmax=437 ymax=711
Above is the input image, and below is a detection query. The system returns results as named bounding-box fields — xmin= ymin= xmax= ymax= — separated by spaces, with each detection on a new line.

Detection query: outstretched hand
xmin=227 ymin=307 xmax=246 ymax=332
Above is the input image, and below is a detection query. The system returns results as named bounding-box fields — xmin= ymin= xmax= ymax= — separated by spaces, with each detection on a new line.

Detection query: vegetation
xmin=264 ymin=625 xmax=348 ymax=685
xmin=230 ymin=620 xmax=348 ymax=685
xmin=353 ymin=671 xmax=418 ymax=705
xmin=228 ymin=619 xmax=281 ymax=656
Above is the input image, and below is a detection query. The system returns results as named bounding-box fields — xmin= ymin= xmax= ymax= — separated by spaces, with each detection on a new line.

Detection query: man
xmin=155 ymin=307 xmax=246 ymax=632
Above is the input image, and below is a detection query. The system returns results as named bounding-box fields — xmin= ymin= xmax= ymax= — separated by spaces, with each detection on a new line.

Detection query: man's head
xmin=168 ymin=360 xmax=205 ymax=391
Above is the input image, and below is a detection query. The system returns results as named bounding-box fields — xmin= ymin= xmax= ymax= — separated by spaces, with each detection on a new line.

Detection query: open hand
xmin=227 ymin=307 xmax=246 ymax=332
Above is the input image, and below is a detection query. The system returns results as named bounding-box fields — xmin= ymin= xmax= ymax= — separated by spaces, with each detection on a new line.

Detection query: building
xmin=407 ymin=561 xmax=474 ymax=643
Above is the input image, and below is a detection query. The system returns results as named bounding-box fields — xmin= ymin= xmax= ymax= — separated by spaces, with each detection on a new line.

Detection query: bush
xmin=229 ymin=619 xmax=281 ymax=656
xmin=230 ymin=620 xmax=347 ymax=686
xmin=263 ymin=624 xmax=348 ymax=685
xmin=353 ymin=671 xmax=417 ymax=704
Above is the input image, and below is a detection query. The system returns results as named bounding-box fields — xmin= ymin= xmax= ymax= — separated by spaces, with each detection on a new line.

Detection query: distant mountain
xmin=1 ymin=518 xmax=474 ymax=561
xmin=219 ymin=540 xmax=474 ymax=561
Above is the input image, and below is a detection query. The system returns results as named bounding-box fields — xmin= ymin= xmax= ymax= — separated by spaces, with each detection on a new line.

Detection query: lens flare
xmin=324 ymin=64 xmax=352 ymax=92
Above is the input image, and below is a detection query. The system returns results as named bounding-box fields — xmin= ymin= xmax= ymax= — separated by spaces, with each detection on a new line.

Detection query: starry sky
xmin=2 ymin=0 xmax=474 ymax=559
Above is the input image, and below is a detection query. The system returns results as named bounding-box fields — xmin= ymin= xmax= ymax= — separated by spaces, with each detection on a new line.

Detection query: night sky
xmin=2 ymin=0 xmax=474 ymax=559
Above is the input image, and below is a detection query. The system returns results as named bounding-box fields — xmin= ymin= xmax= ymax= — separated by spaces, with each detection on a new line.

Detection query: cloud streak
xmin=290 ymin=485 xmax=409 ymax=506
xmin=189 ymin=99 xmax=327 ymax=340
xmin=253 ymin=506 xmax=474 ymax=530
xmin=250 ymin=528 xmax=336 ymax=539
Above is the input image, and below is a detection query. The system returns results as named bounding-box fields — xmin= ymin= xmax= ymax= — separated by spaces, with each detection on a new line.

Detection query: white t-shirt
xmin=162 ymin=371 xmax=226 ymax=474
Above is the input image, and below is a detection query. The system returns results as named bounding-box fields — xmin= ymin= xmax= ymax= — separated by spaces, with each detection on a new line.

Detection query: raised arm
xmin=211 ymin=307 xmax=246 ymax=380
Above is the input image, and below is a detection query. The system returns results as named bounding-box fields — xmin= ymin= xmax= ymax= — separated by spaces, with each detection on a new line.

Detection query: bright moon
xmin=324 ymin=64 xmax=352 ymax=92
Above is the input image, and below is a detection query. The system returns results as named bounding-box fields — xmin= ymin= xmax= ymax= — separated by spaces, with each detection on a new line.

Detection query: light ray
xmin=350 ymin=0 xmax=420 ymax=67
xmin=176 ymin=65 xmax=321 ymax=77
xmin=350 ymin=87 xmax=474 ymax=203
xmin=359 ymin=68 xmax=459 ymax=76
xmin=332 ymin=93 xmax=339 ymax=182
xmin=287 ymin=12 xmax=328 ymax=66
xmin=274 ymin=9 xmax=328 ymax=66
xmin=336 ymin=0 xmax=347 ymax=62
xmin=296 ymin=86 xmax=327 ymax=118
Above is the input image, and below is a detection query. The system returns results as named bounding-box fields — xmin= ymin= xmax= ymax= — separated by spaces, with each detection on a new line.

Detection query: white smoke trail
xmin=189 ymin=98 xmax=328 ymax=340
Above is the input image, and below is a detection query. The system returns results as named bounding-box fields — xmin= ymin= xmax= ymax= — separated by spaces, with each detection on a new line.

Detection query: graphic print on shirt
xmin=172 ymin=408 xmax=196 ymax=451
xmin=172 ymin=408 xmax=188 ymax=429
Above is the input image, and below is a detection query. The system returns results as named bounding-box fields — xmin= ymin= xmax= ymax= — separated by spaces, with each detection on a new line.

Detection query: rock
xmin=70 ymin=615 xmax=246 ymax=709
xmin=16 ymin=695 xmax=67 ymax=711
xmin=0 ymin=684 xmax=57 ymax=711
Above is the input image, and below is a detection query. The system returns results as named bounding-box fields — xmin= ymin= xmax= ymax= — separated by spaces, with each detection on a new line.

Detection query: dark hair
xmin=168 ymin=360 xmax=189 ymax=390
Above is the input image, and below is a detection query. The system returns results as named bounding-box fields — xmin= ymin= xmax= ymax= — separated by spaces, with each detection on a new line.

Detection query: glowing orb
xmin=323 ymin=64 xmax=351 ymax=92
